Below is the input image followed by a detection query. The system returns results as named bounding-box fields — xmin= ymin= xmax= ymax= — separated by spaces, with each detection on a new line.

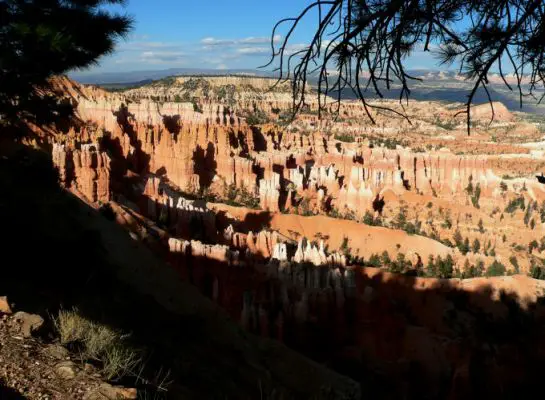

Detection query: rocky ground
xmin=0 ymin=302 xmax=136 ymax=400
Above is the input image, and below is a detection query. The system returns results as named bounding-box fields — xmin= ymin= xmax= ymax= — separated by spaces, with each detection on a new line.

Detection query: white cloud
xmin=129 ymin=33 xmax=150 ymax=41
xmin=201 ymin=37 xmax=237 ymax=46
xmin=86 ymin=33 xmax=294 ymax=72
xmin=200 ymin=34 xmax=280 ymax=47
xmin=116 ymin=40 xmax=185 ymax=52
xmin=284 ymin=43 xmax=308 ymax=55
xmin=140 ymin=51 xmax=186 ymax=64
xmin=237 ymin=47 xmax=269 ymax=56
xmin=239 ymin=35 xmax=281 ymax=44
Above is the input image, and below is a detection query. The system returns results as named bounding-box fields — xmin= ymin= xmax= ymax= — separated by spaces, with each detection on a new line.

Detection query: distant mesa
xmin=464 ymin=101 xmax=514 ymax=123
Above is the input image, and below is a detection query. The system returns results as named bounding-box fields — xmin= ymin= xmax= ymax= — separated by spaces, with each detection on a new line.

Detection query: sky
xmin=82 ymin=0 xmax=441 ymax=75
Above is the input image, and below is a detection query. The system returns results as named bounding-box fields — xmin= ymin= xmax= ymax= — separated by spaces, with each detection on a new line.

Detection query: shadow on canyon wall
xmin=192 ymin=143 xmax=217 ymax=190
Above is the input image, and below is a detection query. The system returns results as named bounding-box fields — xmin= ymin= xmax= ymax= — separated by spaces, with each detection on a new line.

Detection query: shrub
xmin=500 ymin=181 xmax=508 ymax=192
xmin=101 ymin=344 xmax=142 ymax=381
xmin=238 ymin=186 xmax=260 ymax=209
xmin=462 ymin=260 xmax=485 ymax=278
xmin=434 ymin=117 xmax=457 ymax=130
xmin=222 ymin=183 xmax=260 ymax=209
xmin=56 ymin=308 xmax=88 ymax=345
xmin=530 ymin=260 xmax=545 ymax=280
xmin=486 ymin=261 xmax=506 ymax=277
xmin=539 ymin=237 xmax=545 ymax=252
xmin=440 ymin=255 xmax=455 ymax=278
xmin=389 ymin=253 xmax=407 ymax=273
xmin=224 ymin=183 xmax=239 ymax=204
xmin=453 ymin=229 xmax=463 ymax=248
xmin=192 ymin=101 xmax=203 ymax=113
xmin=476 ymin=260 xmax=485 ymax=276
xmin=465 ymin=176 xmax=474 ymax=195
xmin=524 ymin=206 xmax=532 ymax=226
xmin=505 ymin=196 xmax=525 ymax=213
xmin=334 ymin=133 xmax=355 ymax=143
xmin=246 ymin=109 xmax=269 ymax=125
xmin=340 ymin=236 xmax=351 ymax=257
xmin=426 ymin=255 xmax=454 ymax=278
xmin=426 ymin=202 xmax=433 ymax=208
xmin=461 ymin=237 xmax=470 ymax=255
xmin=442 ymin=211 xmax=452 ymax=229
xmin=368 ymin=253 xmax=381 ymax=267
xmin=529 ymin=240 xmax=539 ymax=253
xmin=405 ymin=222 xmax=418 ymax=235
xmin=472 ymin=238 xmax=481 ymax=253
xmin=395 ymin=205 xmax=408 ymax=229
xmin=297 ymin=198 xmax=313 ymax=216
xmin=381 ymin=250 xmax=391 ymax=266
xmin=55 ymin=308 xmax=141 ymax=381
xmin=471 ymin=183 xmax=481 ymax=208
xmin=328 ymin=208 xmax=341 ymax=219
xmin=509 ymin=256 xmax=519 ymax=273
xmin=478 ymin=218 xmax=485 ymax=233
xmin=362 ymin=210 xmax=375 ymax=225
xmin=344 ymin=209 xmax=357 ymax=221
xmin=426 ymin=255 xmax=436 ymax=277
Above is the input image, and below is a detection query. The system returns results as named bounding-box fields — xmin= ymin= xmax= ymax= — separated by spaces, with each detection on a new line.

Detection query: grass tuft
xmin=54 ymin=308 xmax=142 ymax=381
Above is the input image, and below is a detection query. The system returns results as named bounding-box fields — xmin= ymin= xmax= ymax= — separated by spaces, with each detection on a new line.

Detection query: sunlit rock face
xmin=52 ymin=142 xmax=110 ymax=203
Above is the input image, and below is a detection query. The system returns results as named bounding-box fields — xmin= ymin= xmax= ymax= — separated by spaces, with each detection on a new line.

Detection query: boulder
xmin=55 ymin=361 xmax=78 ymax=379
xmin=0 ymin=296 xmax=12 ymax=314
xmin=10 ymin=311 xmax=44 ymax=337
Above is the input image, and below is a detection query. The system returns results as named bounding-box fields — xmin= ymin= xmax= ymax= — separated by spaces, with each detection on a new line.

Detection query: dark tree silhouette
xmin=0 ymin=0 xmax=132 ymax=128
xmin=264 ymin=0 xmax=545 ymax=134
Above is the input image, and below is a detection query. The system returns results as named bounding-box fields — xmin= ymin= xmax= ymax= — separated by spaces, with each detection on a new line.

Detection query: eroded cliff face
xmin=49 ymin=78 xmax=506 ymax=215
xmin=40 ymin=76 xmax=545 ymax=399
xmin=52 ymin=143 xmax=110 ymax=203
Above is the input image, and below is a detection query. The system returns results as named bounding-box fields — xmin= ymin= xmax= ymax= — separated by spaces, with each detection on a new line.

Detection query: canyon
xmin=21 ymin=75 xmax=545 ymax=397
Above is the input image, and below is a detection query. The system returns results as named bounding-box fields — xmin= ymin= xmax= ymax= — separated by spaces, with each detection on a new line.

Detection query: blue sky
xmin=84 ymin=0 xmax=442 ymax=74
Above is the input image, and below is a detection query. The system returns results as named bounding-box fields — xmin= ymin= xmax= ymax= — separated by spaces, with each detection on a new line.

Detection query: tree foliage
xmin=0 ymin=0 xmax=132 ymax=128
xmin=472 ymin=238 xmax=481 ymax=253
xmin=265 ymin=0 xmax=545 ymax=133
xmin=486 ymin=260 xmax=506 ymax=277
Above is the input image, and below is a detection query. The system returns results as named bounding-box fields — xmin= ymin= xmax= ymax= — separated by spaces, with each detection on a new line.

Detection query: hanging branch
xmin=263 ymin=0 xmax=545 ymax=135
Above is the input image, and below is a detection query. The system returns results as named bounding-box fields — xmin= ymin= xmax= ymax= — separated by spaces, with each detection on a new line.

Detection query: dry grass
xmin=101 ymin=343 xmax=142 ymax=380
xmin=54 ymin=308 xmax=142 ymax=381
xmin=55 ymin=309 xmax=88 ymax=345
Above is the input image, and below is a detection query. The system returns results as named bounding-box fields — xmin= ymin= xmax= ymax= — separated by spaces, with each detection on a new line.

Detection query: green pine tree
xmin=0 ymin=1 xmax=132 ymax=130
xmin=472 ymin=238 xmax=481 ymax=253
